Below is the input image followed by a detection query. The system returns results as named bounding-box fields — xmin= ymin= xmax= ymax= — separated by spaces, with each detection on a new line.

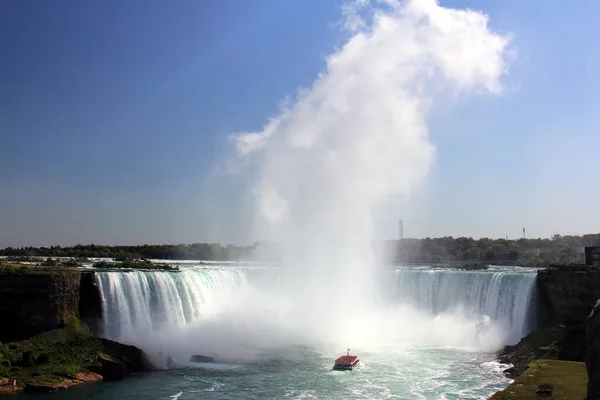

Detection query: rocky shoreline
xmin=0 ymin=317 xmax=152 ymax=395
xmin=1 ymin=261 xmax=599 ymax=397
xmin=491 ymin=265 xmax=600 ymax=399
xmin=0 ymin=262 xmax=152 ymax=395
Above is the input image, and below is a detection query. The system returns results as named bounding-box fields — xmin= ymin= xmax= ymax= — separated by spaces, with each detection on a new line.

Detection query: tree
xmin=464 ymin=247 xmax=481 ymax=260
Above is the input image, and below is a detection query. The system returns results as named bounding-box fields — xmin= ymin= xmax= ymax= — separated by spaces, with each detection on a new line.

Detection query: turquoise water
xmin=16 ymin=264 xmax=537 ymax=399
xmin=15 ymin=346 xmax=510 ymax=399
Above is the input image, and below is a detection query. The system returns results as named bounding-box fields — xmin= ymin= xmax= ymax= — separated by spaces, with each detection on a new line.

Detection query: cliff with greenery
xmin=0 ymin=263 xmax=151 ymax=394
xmin=490 ymin=360 xmax=587 ymax=400
xmin=0 ymin=317 xmax=151 ymax=394
xmin=493 ymin=265 xmax=600 ymax=399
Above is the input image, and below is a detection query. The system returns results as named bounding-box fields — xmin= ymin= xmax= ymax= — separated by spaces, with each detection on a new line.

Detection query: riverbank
xmin=490 ymin=360 xmax=587 ymax=399
xmin=490 ymin=265 xmax=600 ymax=398
xmin=0 ymin=317 xmax=151 ymax=394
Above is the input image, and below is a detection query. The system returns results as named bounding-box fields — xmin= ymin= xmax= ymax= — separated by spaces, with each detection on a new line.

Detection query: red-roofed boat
xmin=333 ymin=349 xmax=359 ymax=371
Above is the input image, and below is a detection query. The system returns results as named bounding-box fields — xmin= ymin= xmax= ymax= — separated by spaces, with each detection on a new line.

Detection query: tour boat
xmin=333 ymin=349 xmax=360 ymax=371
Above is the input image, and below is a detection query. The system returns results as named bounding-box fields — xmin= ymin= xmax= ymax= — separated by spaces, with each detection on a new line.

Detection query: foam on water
xmin=388 ymin=267 xmax=537 ymax=345
xmin=95 ymin=265 xmax=536 ymax=360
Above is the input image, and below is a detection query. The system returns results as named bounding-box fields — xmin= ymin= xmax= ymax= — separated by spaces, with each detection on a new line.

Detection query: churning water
xmin=36 ymin=263 xmax=536 ymax=400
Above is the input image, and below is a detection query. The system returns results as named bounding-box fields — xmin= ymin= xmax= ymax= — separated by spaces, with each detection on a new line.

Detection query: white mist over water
xmin=224 ymin=0 xmax=511 ymax=349
xmin=96 ymin=267 xmax=536 ymax=367
xmin=99 ymin=0 xmax=516 ymax=369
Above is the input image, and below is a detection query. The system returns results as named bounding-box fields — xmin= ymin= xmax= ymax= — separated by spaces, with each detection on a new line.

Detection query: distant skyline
xmin=2 ymin=0 xmax=600 ymax=247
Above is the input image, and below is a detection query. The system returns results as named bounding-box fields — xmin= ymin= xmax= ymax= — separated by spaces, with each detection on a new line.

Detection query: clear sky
xmin=1 ymin=0 xmax=599 ymax=247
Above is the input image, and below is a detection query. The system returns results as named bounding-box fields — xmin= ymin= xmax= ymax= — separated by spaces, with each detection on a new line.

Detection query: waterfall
xmin=95 ymin=268 xmax=249 ymax=345
xmin=389 ymin=268 xmax=537 ymax=345
xmin=95 ymin=266 xmax=537 ymax=354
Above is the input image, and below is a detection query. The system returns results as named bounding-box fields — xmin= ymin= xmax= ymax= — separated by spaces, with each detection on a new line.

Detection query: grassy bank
xmin=0 ymin=262 xmax=79 ymax=275
xmin=0 ymin=317 xmax=150 ymax=394
xmin=490 ymin=360 xmax=586 ymax=400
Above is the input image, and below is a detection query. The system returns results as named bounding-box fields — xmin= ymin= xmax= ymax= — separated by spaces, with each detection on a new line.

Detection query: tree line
xmin=0 ymin=243 xmax=260 ymax=262
xmin=1 ymin=234 xmax=599 ymax=267
xmin=383 ymin=233 xmax=600 ymax=267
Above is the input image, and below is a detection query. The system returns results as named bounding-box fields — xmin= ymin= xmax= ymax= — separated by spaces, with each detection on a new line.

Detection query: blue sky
xmin=1 ymin=0 xmax=599 ymax=247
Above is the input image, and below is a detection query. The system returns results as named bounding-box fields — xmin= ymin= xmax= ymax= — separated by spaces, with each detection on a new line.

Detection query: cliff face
xmin=79 ymin=272 xmax=103 ymax=336
xmin=586 ymin=300 xmax=600 ymax=400
xmin=537 ymin=267 xmax=600 ymax=326
xmin=0 ymin=272 xmax=80 ymax=342
xmin=0 ymin=271 xmax=103 ymax=342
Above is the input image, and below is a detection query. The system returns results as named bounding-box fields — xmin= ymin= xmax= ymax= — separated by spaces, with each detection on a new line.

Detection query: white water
xmin=389 ymin=268 xmax=537 ymax=345
xmin=93 ymin=265 xmax=534 ymax=398
xmin=219 ymin=0 xmax=513 ymax=358
xmin=96 ymin=265 xmax=536 ymax=357
xmin=92 ymin=2 xmax=517 ymax=396
xmin=95 ymin=268 xmax=249 ymax=346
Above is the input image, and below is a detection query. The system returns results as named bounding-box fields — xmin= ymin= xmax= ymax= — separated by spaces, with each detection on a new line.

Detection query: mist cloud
xmin=203 ymin=0 xmax=514 ymax=353
xmin=229 ymin=0 xmax=510 ymax=270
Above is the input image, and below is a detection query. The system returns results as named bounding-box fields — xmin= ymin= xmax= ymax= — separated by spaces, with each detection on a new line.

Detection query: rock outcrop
xmin=0 ymin=318 xmax=152 ymax=395
xmin=78 ymin=272 xmax=103 ymax=336
xmin=586 ymin=299 xmax=600 ymax=400
xmin=0 ymin=270 xmax=104 ymax=342
xmin=498 ymin=324 xmax=586 ymax=379
xmin=0 ymin=271 xmax=81 ymax=342
xmin=190 ymin=354 xmax=214 ymax=363
xmin=537 ymin=266 xmax=600 ymax=326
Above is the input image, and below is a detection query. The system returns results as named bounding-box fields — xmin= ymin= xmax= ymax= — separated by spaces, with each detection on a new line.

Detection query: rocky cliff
xmin=0 ymin=269 xmax=103 ymax=342
xmin=586 ymin=300 xmax=600 ymax=400
xmin=537 ymin=266 xmax=600 ymax=326
xmin=0 ymin=271 xmax=80 ymax=342
xmin=0 ymin=317 xmax=152 ymax=394
xmin=496 ymin=266 xmax=600 ymax=389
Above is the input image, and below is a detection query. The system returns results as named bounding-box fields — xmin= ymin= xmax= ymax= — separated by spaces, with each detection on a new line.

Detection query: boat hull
xmin=332 ymin=359 xmax=360 ymax=371
xmin=333 ymin=355 xmax=360 ymax=371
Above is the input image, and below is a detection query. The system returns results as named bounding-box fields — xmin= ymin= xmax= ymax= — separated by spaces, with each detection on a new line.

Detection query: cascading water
xmin=95 ymin=265 xmax=537 ymax=356
xmin=387 ymin=268 xmax=537 ymax=345
xmin=95 ymin=268 xmax=250 ymax=345
xmin=90 ymin=265 xmax=535 ymax=398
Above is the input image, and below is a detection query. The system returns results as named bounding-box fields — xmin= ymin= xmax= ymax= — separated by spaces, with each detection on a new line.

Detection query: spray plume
xmin=112 ymin=0 xmax=514 ymax=363
xmin=225 ymin=0 xmax=511 ymax=343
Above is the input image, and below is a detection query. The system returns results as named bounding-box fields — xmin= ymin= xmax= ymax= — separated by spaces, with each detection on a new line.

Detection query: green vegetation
xmin=92 ymin=259 xmax=179 ymax=271
xmin=1 ymin=318 xmax=99 ymax=387
xmin=0 ymin=317 xmax=150 ymax=393
xmin=2 ymin=234 xmax=598 ymax=265
xmin=0 ymin=242 xmax=261 ymax=262
xmin=0 ymin=262 xmax=79 ymax=276
xmin=387 ymin=233 xmax=600 ymax=266
xmin=490 ymin=360 xmax=587 ymax=400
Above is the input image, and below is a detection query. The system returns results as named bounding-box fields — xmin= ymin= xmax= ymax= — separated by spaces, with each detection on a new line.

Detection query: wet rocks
xmin=190 ymin=354 xmax=214 ymax=363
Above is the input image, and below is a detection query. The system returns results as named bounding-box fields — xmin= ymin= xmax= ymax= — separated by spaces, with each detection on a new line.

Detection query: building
xmin=585 ymin=246 xmax=600 ymax=265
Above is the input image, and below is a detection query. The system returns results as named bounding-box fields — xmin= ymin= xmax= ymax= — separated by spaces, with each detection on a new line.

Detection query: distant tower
xmin=399 ymin=219 xmax=404 ymax=241
xmin=523 ymin=227 xmax=526 ymax=239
